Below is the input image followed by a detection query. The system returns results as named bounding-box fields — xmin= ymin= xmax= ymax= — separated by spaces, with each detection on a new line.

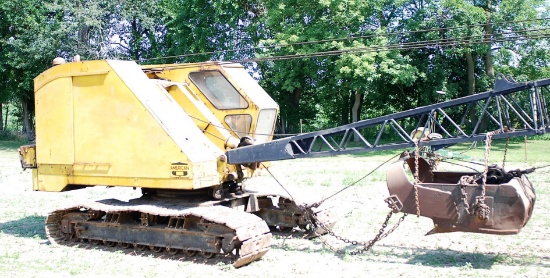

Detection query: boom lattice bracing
xmin=227 ymin=74 xmax=550 ymax=164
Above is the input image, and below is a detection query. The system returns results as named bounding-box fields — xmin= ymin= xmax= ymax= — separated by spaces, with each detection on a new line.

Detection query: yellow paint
xmin=142 ymin=63 xmax=278 ymax=144
xmin=18 ymin=145 xmax=37 ymax=168
xmin=32 ymin=60 xmax=278 ymax=193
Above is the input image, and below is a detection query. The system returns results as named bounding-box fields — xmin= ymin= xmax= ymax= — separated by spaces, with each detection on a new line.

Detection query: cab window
xmin=224 ymin=114 xmax=252 ymax=138
xmin=189 ymin=71 xmax=248 ymax=109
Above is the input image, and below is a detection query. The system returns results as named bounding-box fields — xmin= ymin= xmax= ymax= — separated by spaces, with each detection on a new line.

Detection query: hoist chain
xmin=262 ymin=148 xmax=408 ymax=256
xmin=456 ymin=130 xmax=504 ymax=221
xmin=470 ymin=131 xmax=499 ymax=221
xmin=482 ymin=132 xmax=494 ymax=199
xmin=502 ymin=138 xmax=510 ymax=168
xmin=458 ymin=175 xmax=476 ymax=214
xmin=413 ymin=139 xmax=421 ymax=217
xmin=301 ymin=205 xmax=407 ymax=255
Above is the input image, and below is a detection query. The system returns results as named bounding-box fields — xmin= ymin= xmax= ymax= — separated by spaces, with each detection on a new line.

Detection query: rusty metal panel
xmin=387 ymin=157 xmax=536 ymax=235
xmin=18 ymin=145 xmax=37 ymax=169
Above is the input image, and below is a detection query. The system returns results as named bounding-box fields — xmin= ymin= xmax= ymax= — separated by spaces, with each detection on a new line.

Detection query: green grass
xmin=0 ymin=140 xmax=29 ymax=151
xmin=1 ymin=138 xmax=550 ymax=277
xmin=441 ymin=138 xmax=549 ymax=165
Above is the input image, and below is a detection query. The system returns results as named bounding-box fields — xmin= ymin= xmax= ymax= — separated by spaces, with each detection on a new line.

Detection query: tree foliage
xmin=0 ymin=0 xmax=548 ymax=137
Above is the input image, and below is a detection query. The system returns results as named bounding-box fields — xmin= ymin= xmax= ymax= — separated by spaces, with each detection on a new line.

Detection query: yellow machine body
xmin=142 ymin=63 xmax=279 ymax=146
xmin=29 ymin=60 xmax=278 ymax=192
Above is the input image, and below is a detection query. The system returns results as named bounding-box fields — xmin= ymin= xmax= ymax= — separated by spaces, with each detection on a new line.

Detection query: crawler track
xmin=45 ymin=197 xmax=272 ymax=267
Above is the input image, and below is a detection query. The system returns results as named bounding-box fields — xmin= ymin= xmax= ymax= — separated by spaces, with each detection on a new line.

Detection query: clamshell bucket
xmin=386 ymin=157 xmax=536 ymax=235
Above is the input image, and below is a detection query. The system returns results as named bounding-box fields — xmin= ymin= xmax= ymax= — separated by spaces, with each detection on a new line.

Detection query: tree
xmin=165 ymin=0 xmax=263 ymax=63
xmin=110 ymin=0 xmax=171 ymax=61
xmin=0 ymin=0 xmax=59 ymax=138
xmin=257 ymin=0 xmax=423 ymax=133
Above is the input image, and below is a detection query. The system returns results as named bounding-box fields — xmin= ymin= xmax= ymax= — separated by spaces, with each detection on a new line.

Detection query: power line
xmin=141 ymin=29 xmax=550 ymax=70
xmin=229 ymin=27 xmax=550 ymax=63
xmin=140 ymin=26 xmax=550 ymax=69
xmin=139 ymin=17 xmax=550 ymax=63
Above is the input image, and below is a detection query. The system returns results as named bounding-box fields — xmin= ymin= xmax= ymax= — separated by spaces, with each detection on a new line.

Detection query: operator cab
xmin=143 ymin=62 xmax=278 ymax=146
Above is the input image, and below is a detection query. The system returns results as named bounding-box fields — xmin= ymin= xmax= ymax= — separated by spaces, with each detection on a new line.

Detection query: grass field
xmin=1 ymin=139 xmax=549 ymax=277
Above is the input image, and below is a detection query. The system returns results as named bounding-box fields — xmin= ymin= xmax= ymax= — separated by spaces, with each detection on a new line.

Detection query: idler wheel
xmin=184 ymin=250 xmax=197 ymax=257
xmin=103 ymin=240 xmax=117 ymax=247
xmin=200 ymin=251 xmax=216 ymax=258
xmin=166 ymin=247 xmax=180 ymax=255
xmin=134 ymin=243 xmax=147 ymax=251
xmin=118 ymin=242 xmax=132 ymax=248
xmin=149 ymin=246 xmax=164 ymax=253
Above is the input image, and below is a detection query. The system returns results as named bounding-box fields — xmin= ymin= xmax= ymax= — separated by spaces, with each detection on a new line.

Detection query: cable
xmin=439 ymin=159 xmax=482 ymax=173
xmin=261 ymin=162 xmax=296 ymax=201
xmin=187 ymin=114 xmax=298 ymax=137
xmin=234 ymin=29 xmax=550 ymax=63
xmin=140 ymin=26 xmax=550 ymax=66
xmin=317 ymin=153 xmax=401 ymax=205
xmin=139 ymin=17 xmax=550 ymax=62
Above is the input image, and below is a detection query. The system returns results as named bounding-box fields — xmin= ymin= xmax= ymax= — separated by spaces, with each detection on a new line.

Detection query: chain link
xmin=413 ymin=139 xmax=421 ymax=217
xmin=482 ymin=132 xmax=495 ymax=199
xmin=458 ymin=175 xmax=477 ymax=215
xmin=261 ymin=142 xmax=408 ymax=256
xmin=302 ymin=205 xmax=407 ymax=255
xmin=502 ymin=137 xmax=509 ymax=168
xmin=455 ymin=131 xmax=500 ymax=220
xmin=470 ymin=131 xmax=498 ymax=221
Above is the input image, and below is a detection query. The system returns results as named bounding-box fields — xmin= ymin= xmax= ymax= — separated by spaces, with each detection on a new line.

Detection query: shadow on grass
xmin=269 ymin=234 xmax=549 ymax=269
xmin=400 ymin=246 xmax=547 ymax=269
xmin=3 ymin=218 xmax=548 ymax=269
xmin=405 ymin=249 xmax=500 ymax=269
xmin=0 ymin=215 xmax=47 ymax=239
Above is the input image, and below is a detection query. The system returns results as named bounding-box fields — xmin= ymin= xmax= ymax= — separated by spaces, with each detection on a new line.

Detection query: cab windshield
xmin=189 ymin=71 xmax=248 ymax=109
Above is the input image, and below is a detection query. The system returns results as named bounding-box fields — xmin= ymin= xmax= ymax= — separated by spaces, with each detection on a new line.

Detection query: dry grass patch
xmin=1 ymin=140 xmax=549 ymax=277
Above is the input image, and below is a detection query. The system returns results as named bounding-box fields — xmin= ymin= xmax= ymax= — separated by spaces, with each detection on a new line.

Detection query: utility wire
xmin=140 ymin=26 xmax=550 ymax=67
xmin=139 ymin=17 xmax=550 ymax=63
xmin=234 ymin=29 xmax=550 ymax=63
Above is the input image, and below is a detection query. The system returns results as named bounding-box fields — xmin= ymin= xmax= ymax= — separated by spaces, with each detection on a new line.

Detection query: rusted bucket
xmin=386 ymin=156 xmax=536 ymax=235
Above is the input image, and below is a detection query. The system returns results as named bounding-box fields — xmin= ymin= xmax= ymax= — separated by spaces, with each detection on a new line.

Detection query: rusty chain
xmin=301 ymin=205 xmax=407 ymax=255
xmin=456 ymin=130 xmax=505 ymax=221
xmin=413 ymin=139 xmax=421 ymax=217
xmin=502 ymin=138 xmax=510 ymax=168
xmin=262 ymin=142 xmax=411 ymax=256
xmin=458 ymin=175 xmax=476 ymax=214
xmin=482 ymin=132 xmax=495 ymax=199
xmin=471 ymin=131 xmax=498 ymax=220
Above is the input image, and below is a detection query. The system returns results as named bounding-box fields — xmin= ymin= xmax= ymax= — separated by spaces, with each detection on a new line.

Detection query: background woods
xmin=0 ymin=0 xmax=548 ymax=138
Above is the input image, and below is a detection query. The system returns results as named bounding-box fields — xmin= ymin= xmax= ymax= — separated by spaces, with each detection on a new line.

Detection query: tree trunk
xmin=279 ymin=114 xmax=286 ymax=135
xmin=4 ymin=103 xmax=8 ymax=130
xmin=131 ymin=17 xmax=141 ymax=60
xmin=351 ymin=92 xmax=363 ymax=141
xmin=21 ymin=99 xmax=34 ymax=140
xmin=0 ymin=103 xmax=3 ymax=132
xmin=290 ymin=89 xmax=301 ymax=133
xmin=465 ymin=52 xmax=478 ymax=129
xmin=341 ymin=92 xmax=350 ymax=125
xmin=466 ymin=52 xmax=475 ymax=95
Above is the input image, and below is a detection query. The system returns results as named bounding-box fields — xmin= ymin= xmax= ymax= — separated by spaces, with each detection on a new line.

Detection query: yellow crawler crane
xmin=19 ymin=58 xmax=549 ymax=267
xmin=20 ymin=60 xmax=330 ymax=267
